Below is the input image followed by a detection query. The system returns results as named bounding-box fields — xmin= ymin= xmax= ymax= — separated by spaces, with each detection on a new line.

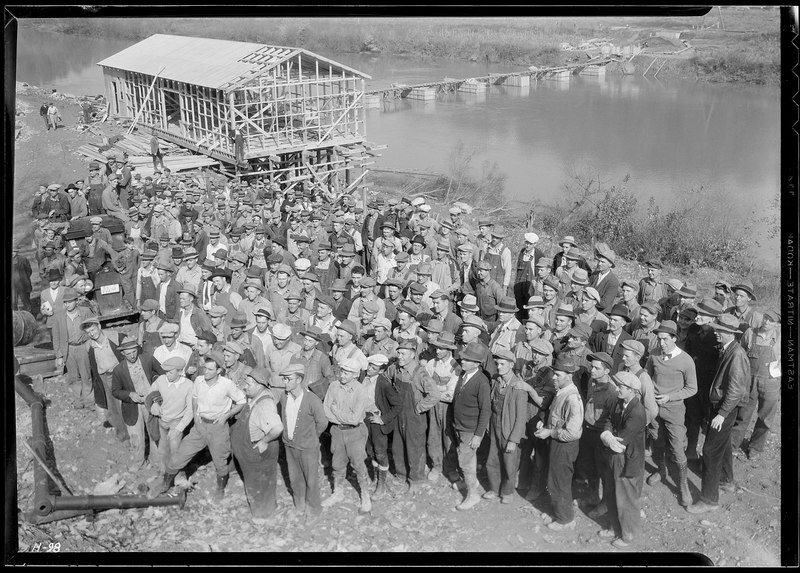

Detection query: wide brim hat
xmin=337 ymin=319 xmax=358 ymax=337
xmin=571 ymin=268 xmax=589 ymax=285
xmin=230 ymin=314 xmax=249 ymax=329
xmin=559 ymin=236 xmax=577 ymax=248
xmin=607 ymin=304 xmax=631 ymax=322
xmin=653 ymin=320 xmax=678 ymax=336
xmin=675 ymin=284 xmax=698 ymax=298
xmin=594 ymin=242 xmax=616 ymax=267
xmin=458 ymin=295 xmax=479 ymax=313
xmin=431 ymin=331 xmax=457 ymax=350
xmin=458 ymin=342 xmax=487 ymax=364
xmin=731 ymin=281 xmax=756 ymax=300
xmin=524 ymin=296 xmax=545 ymax=309
xmin=587 ymin=352 xmax=614 ymax=370
xmin=460 ymin=316 xmax=488 ymax=335
xmin=710 ymin=314 xmax=742 ymax=334
xmin=496 ymin=297 xmax=518 ymax=314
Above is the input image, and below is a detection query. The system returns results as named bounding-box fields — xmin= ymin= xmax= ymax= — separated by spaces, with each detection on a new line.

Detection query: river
xmin=15 ymin=27 xmax=780 ymax=269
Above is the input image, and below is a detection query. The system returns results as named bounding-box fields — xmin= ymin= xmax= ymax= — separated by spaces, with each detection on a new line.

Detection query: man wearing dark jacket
xmin=112 ymin=338 xmax=165 ymax=469
xmin=12 ymin=243 xmax=33 ymax=312
xmin=598 ymin=371 xmax=647 ymax=548
xmin=589 ymin=243 xmax=620 ymax=314
xmin=687 ymin=314 xmax=749 ymax=514
xmin=451 ymin=342 xmax=492 ymax=511
xmin=83 ymin=317 xmax=128 ymax=442
xmin=590 ymin=304 xmax=633 ymax=374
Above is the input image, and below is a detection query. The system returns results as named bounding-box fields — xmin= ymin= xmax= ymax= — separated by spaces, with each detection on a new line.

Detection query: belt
xmin=69 ymin=341 xmax=85 ymax=346
xmin=336 ymin=423 xmax=362 ymax=430
xmin=199 ymin=416 xmax=218 ymax=424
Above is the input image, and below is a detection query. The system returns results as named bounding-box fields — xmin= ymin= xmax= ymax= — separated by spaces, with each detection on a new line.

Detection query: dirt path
xmin=11 ymin=82 xmax=783 ymax=564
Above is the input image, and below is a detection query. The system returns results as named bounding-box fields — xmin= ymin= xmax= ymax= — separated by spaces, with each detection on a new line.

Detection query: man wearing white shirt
xmin=424 ymin=332 xmax=461 ymax=484
xmin=153 ymin=323 xmax=193 ymax=374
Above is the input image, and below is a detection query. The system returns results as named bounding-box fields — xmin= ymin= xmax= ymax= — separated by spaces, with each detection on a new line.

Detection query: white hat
xmin=449 ymin=206 xmax=462 ymax=215
xmin=419 ymin=204 xmax=432 ymax=213
xmin=294 ymin=258 xmax=311 ymax=272
xmin=411 ymin=197 xmax=425 ymax=207
xmin=524 ymin=232 xmax=539 ymax=244
xmin=367 ymin=354 xmax=389 ymax=366
xmin=272 ymin=323 xmax=292 ymax=340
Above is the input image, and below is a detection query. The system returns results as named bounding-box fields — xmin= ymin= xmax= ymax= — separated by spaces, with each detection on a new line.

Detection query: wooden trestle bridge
xmin=365 ymin=56 xmax=621 ymax=100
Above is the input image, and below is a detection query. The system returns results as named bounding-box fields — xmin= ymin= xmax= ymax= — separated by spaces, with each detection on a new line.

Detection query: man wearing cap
xmin=577 ymin=352 xmax=619 ymax=517
xmin=713 ymin=280 xmax=732 ymax=310
xmin=291 ymin=327 xmax=334 ymax=400
xmin=156 ymin=353 xmax=247 ymax=501
xmin=644 ymin=320 xmax=697 ymax=507
xmin=322 ymin=358 xmax=374 ymax=512
xmin=726 ymin=280 xmax=763 ymax=333
xmin=358 ymin=316 xmax=394 ymax=360
xmin=590 ymin=243 xmax=620 ymax=313
xmin=175 ymin=247 xmax=202 ymax=293
xmin=687 ymin=314 xmax=749 ymax=514
xmin=550 ymin=303 xmax=576 ymax=353
xmin=82 ymin=228 xmax=120 ymax=281
xmin=298 ymin=272 xmax=321 ymax=313
xmin=598 ymin=371 xmax=648 ymax=548
xmin=153 ymin=322 xmax=193 ymax=372
xmin=311 ymin=241 xmax=335 ymax=296
xmin=12 ymin=243 xmax=33 ymax=313
xmin=206 ymin=305 xmax=230 ymax=346
xmin=513 ymin=232 xmax=545 ymax=312
xmin=88 ymin=216 xmax=113 ymax=246
xmin=574 ymin=286 xmax=609 ymax=335
xmin=488 ymin=296 xmax=525 ymax=356
xmin=730 ymin=309 xmax=780 ymax=462
xmin=40 ymin=268 xmax=67 ymax=330
xmin=330 ymin=320 xmax=369 ymax=375
xmin=146 ymin=356 xmax=194 ymax=472
xmin=448 ymin=342 xmax=491 ymax=510
xmin=619 ymin=340 xmax=659 ymax=429
xmin=283 ymin=290 xmax=310 ymax=338
xmin=52 ymin=289 xmax=97 ymax=409
xmin=386 ymin=338 xmax=440 ymax=491
xmin=229 ymin=366 xmax=284 ymax=522
xmin=552 ymin=236 xmax=589 ymax=276
xmin=114 ymin=236 xmax=140 ymax=308
xmin=531 ymin=257 xmax=553 ymax=300
xmin=186 ymin=329 xmax=220 ymax=380
xmin=637 ymin=259 xmax=667 ymax=305
xmin=590 ymin=304 xmax=633 ymax=374
xmin=514 ymin=316 xmax=552 ymax=373
xmin=558 ymin=322 xmax=593 ymax=393
xmin=667 ymin=283 xmax=698 ymax=323
xmin=427 ymin=289 xmax=462 ymax=335
xmin=83 ymin=318 xmax=128 ymax=441
xmin=39 ymin=183 xmax=71 ymax=222
xmin=101 ymin=175 xmax=128 ymax=222
xmin=228 ymin=312 xmax=265 ymax=369
xmin=474 ymin=259 xmax=506 ymax=332
xmin=533 ymin=355 xmax=584 ymax=530
xmin=112 ymin=337 xmax=165 ymax=469
xmin=268 ymin=323 xmax=302 ymax=387
xmin=483 ymin=349 xmax=528 ymax=504
xmin=221 ymin=341 xmax=250 ymax=389
xmin=327 ymin=278 xmax=352 ymax=323
xmin=372 ymin=237 xmax=398 ymax=287
xmin=239 ymin=280 xmax=273 ymax=332
xmin=279 ymin=363 xmax=328 ymax=520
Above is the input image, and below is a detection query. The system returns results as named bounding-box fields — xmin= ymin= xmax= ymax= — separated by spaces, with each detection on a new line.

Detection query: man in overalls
xmin=230 ymin=366 xmax=284 ymax=523
xmin=386 ymin=339 xmax=441 ymax=493
xmin=730 ymin=309 xmax=781 ymax=461
xmin=482 ymin=226 xmax=512 ymax=297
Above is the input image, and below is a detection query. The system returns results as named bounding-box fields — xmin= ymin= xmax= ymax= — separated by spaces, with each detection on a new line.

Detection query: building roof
xmin=97 ymin=34 xmax=370 ymax=91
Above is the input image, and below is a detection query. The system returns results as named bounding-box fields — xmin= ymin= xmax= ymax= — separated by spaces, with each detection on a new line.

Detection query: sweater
xmin=452 ymin=369 xmax=491 ymax=437
xmin=645 ymin=349 xmax=697 ymax=402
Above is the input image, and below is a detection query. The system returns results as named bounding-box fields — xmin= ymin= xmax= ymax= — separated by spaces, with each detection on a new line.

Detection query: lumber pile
xmin=75 ymin=130 xmax=217 ymax=175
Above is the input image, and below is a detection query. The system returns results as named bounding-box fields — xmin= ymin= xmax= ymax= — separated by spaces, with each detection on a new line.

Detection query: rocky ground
xmin=11 ymin=82 xmax=784 ymax=563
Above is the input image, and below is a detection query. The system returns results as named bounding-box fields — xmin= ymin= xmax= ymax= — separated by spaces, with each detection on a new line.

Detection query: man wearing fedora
xmin=590 ymin=304 xmax=633 ymax=374
xmin=229 ymin=312 xmax=265 ymax=369
xmin=534 ymin=355 xmax=584 ymax=530
xmin=590 ymin=243 xmax=620 ymax=313
xmin=684 ymin=298 xmax=723 ymax=461
xmin=550 ymin=303 xmax=576 ymax=355
xmin=668 ymin=283 xmax=698 ymax=323
xmin=155 ymin=262 xmax=182 ymax=321
xmin=52 ymin=288 xmax=96 ymax=409
xmin=279 ymin=363 xmax=328 ymax=521
xmin=230 ymin=367 xmax=284 ymax=523
xmin=176 ymin=286 xmax=212 ymax=348
xmin=726 ymin=280 xmax=763 ymax=333
xmin=154 ymin=352 xmax=246 ymax=501
xmin=552 ymin=235 xmax=590 ymax=277
xmin=112 ymin=337 xmax=165 ymax=469
xmin=730 ymin=309 xmax=781 ymax=461
xmin=451 ymin=342 xmax=492 ymax=510
xmin=479 ymin=225 xmax=512 ymax=296
xmin=687 ymin=314 xmax=749 ymax=514
xmin=292 ymin=326 xmax=335 ymax=401
xmin=488 ymin=296 xmax=525 ymax=356
xmin=644 ymin=320 xmax=697 ymax=508
xmin=513 ymin=232 xmax=545 ymax=312
xmin=483 ymin=349 xmax=528 ymax=505
xmin=598 ymin=371 xmax=648 ymax=548
xmin=83 ymin=317 xmax=128 ymax=442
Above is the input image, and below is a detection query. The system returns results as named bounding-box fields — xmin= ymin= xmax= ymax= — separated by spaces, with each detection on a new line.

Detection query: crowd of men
xmin=14 ymin=165 xmax=781 ymax=546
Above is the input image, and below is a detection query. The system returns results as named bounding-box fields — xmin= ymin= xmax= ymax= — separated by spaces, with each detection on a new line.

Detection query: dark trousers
xmin=606 ymin=453 xmax=643 ymax=541
xmin=699 ymin=407 xmax=737 ymax=505
xmin=684 ymin=386 xmax=709 ymax=457
xmin=236 ymin=439 xmax=279 ymax=518
xmin=391 ymin=412 xmax=427 ymax=483
xmin=485 ymin=421 xmax=521 ymax=497
xmin=285 ymin=445 xmax=322 ymax=515
xmin=519 ymin=432 xmax=550 ymax=496
xmin=547 ymin=439 xmax=579 ymax=524
xmin=577 ymin=427 xmax=609 ymax=501
xmin=367 ymin=422 xmax=389 ymax=469
xmin=12 ymin=284 xmax=32 ymax=313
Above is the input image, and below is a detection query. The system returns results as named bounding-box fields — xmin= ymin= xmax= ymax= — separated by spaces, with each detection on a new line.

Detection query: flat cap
xmin=272 ymin=323 xmax=293 ymax=340
xmin=161 ymin=356 xmax=187 ymax=372
xmin=280 ymin=363 xmax=306 ymax=377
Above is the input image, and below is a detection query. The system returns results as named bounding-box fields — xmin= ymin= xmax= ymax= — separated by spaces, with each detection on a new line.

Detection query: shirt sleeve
xmin=555 ymin=393 xmax=584 ymax=442
xmin=501 ymin=247 xmax=512 ymax=287
xmin=228 ymin=380 xmax=247 ymax=405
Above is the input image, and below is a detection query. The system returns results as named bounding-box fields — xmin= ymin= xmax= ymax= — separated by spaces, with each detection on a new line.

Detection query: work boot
xmin=212 ymin=473 xmax=229 ymax=502
xmin=587 ymin=500 xmax=608 ymax=519
xmin=359 ymin=481 xmax=373 ymax=514
xmin=456 ymin=477 xmax=481 ymax=511
xmin=148 ymin=471 xmax=177 ymax=499
xmin=321 ymin=478 xmax=345 ymax=508
xmin=676 ymin=462 xmax=691 ymax=507
xmin=647 ymin=449 xmax=667 ymax=486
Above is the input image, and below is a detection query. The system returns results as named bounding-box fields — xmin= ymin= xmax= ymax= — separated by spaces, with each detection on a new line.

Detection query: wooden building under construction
xmin=97 ymin=34 xmax=379 ymax=193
